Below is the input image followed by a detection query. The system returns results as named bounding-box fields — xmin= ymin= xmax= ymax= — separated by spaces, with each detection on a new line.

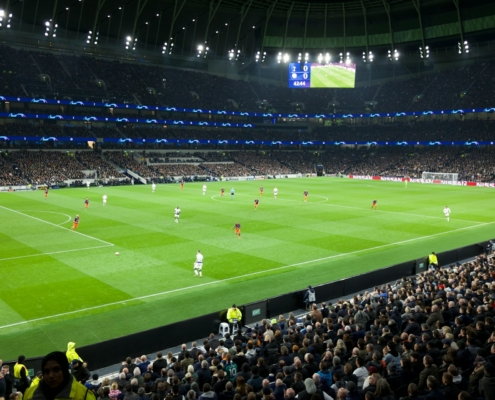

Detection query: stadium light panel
xmin=304 ymin=53 xmax=309 ymax=61
xmin=0 ymin=10 xmax=4 ymax=18
xmin=277 ymin=52 xmax=282 ymax=63
xmin=283 ymin=53 xmax=290 ymax=63
xmin=325 ymin=53 xmax=331 ymax=63
xmin=318 ymin=53 xmax=323 ymax=63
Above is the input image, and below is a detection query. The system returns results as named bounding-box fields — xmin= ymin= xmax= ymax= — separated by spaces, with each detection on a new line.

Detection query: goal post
xmin=421 ymin=172 xmax=458 ymax=184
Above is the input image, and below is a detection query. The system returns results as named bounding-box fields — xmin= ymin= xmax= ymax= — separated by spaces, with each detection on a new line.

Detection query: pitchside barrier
xmin=7 ymin=241 xmax=489 ymax=371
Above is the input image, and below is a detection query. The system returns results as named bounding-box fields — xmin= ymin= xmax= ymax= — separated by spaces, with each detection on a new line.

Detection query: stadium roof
xmin=2 ymin=0 xmax=495 ymax=59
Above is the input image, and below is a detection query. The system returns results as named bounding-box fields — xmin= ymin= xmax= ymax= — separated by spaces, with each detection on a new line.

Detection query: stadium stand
xmin=6 ymin=255 xmax=495 ymax=400
xmin=2 ymin=46 xmax=495 ymax=114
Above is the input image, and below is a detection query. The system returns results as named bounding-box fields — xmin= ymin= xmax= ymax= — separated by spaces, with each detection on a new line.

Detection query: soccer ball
xmin=115 ymin=252 xmax=120 ymax=256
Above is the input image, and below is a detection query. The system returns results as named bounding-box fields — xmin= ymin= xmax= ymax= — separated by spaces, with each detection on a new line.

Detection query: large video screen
xmin=288 ymin=62 xmax=356 ymax=89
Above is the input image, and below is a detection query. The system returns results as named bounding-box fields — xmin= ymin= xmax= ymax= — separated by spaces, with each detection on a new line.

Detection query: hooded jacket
xmin=66 ymin=343 xmax=83 ymax=363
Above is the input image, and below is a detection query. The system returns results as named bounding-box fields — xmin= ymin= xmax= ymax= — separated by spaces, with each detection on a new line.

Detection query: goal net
xmin=421 ymin=172 xmax=458 ymax=183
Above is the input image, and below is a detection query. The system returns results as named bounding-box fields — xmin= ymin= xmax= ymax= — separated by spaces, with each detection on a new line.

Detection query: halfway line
xmin=0 ymin=220 xmax=491 ymax=330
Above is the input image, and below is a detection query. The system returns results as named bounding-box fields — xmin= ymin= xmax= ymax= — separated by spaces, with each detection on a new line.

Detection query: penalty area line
xmin=0 ymin=245 xmax=114 ymax=262
xmin=0 ymin=206 xmax=114 ymax=246
xmin=0 ymin=220 xmax=492 ymax=330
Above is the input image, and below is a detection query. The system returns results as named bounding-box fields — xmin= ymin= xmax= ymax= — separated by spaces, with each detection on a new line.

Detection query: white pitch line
xmin=0 ymin=206 xmax=114 ymax=246
xmin=19 ymin=210 xmax=73 ymax=226
xmin=0 ymin=245 xmax=114 ymax=262
xmin=210 ymin=192 xmax=481 ymax=224
xmin=0 ymin=220 xmax=492 ymax=330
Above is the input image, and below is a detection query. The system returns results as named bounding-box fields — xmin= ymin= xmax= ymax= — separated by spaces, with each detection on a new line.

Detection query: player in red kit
xmin=232 ymin=222 xmax=241 ymax=239
xmin=71 ymin=215 xmax=80 ymax=230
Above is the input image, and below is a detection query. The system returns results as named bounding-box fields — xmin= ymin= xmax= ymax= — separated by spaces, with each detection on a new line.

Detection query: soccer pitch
xmin=1 ymin=178 xmax=494 ymax=359
xmin=311 ymin=64 xmax=356 ymax=88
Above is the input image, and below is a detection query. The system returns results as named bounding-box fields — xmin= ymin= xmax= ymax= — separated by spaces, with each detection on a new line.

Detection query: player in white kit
xmin=102 ymin=194 xmax=107 ymax=206
xmin=152 ymin=183 xmax=156 ymax=193
xmin=194 ymin=250 xmax=203 ymax=277
xmin=202 ymin=184 xmax=207 ymax=195
xmin=444 ymin=206 xmax=451 ymax=222
xmin=273 ymin=187 xmax=278 ymax=199
xmin=86 ymin=181 xmax=90 ymax=190
xmin=174 ymin=206 xmax=181 ymax=223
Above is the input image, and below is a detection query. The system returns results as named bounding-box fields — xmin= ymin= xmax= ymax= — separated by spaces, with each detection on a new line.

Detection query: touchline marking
xmin=0 ymin=245 xmax=113 ymax=262
xmin=0 ymin=220 xmax=492 ymax=330
xmin=0 ymin=206 xmax=114 ymax=246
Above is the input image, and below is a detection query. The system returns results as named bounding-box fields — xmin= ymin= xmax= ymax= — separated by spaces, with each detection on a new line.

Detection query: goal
xmin=421 ymin=172 xmax=458 ymax=184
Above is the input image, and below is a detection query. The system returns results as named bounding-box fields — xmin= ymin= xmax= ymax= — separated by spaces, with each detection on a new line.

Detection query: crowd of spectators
xmin=76 ymin=151 xmax=125 ymax=179
xmin=4 ymin=145 xmax=495 ymax=184
xmin=104 ymin=151 xmax=160 ymax=179
xmin=0 ymin=152 xmax=28 ymax=186
xmin=9 ymin=252 xmax=495 ymax=400
xmin=2 ymin=45 xmax=495 ymax=115
xmin=230 ymin=152 xmax=299 ymax=175
xmin=8 ymin=150 xmax=86 ymax=184
xmin=156 ymin=164 xmax=212 ymax=178
xmin=0 ymin=119 xmax=485 ymax=145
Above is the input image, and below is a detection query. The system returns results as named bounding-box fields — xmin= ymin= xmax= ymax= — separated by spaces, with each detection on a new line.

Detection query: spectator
xmin=23 ymin=351 xmax=96 ymax=400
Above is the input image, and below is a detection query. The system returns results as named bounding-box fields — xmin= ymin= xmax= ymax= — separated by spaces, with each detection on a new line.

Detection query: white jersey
xmin=102 ymin=195 xmax=107 ymax=203
xmin=203 ymin=185 xmax=207 ymax=192
xmin=174 ymin=208 xmax=181 ymax=217
xmin=444 ymin=207 xmax=451 ymax=216
xmin=86 ymin=182 xmax=90 ymax=188
xmin=274 ymin=188 xmax=278 ymax=195
xmin=152 ymin=184 xmax=156 ymax=191
xmin=196 ymin=253 xmax=204 ymax=264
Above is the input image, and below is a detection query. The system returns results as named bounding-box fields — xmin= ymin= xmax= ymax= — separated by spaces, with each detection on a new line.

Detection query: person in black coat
xmin=1 ymin=365 xmax=14 ymax=400
xmin=196 ymin=361 xmax=212 ymax=390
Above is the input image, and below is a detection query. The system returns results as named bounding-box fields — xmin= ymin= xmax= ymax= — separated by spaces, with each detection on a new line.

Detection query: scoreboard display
xmin=288 ymin=63 xmax=311 ymax=88
xmin=288 ymin=62 xmax=356 ymax=89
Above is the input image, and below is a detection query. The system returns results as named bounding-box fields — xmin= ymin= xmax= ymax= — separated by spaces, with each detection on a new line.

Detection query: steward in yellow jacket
xmin=66 ymin=343 xmax=82 ymax=364
xmin=24 ymin=351 xmax=95 ymax=400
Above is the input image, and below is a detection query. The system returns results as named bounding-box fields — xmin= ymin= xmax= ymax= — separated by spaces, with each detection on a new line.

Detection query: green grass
xmin=1 ymin=178 xmax=494 ymax=359
xmin=311 ymin=65 xmax=355 ymax=88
